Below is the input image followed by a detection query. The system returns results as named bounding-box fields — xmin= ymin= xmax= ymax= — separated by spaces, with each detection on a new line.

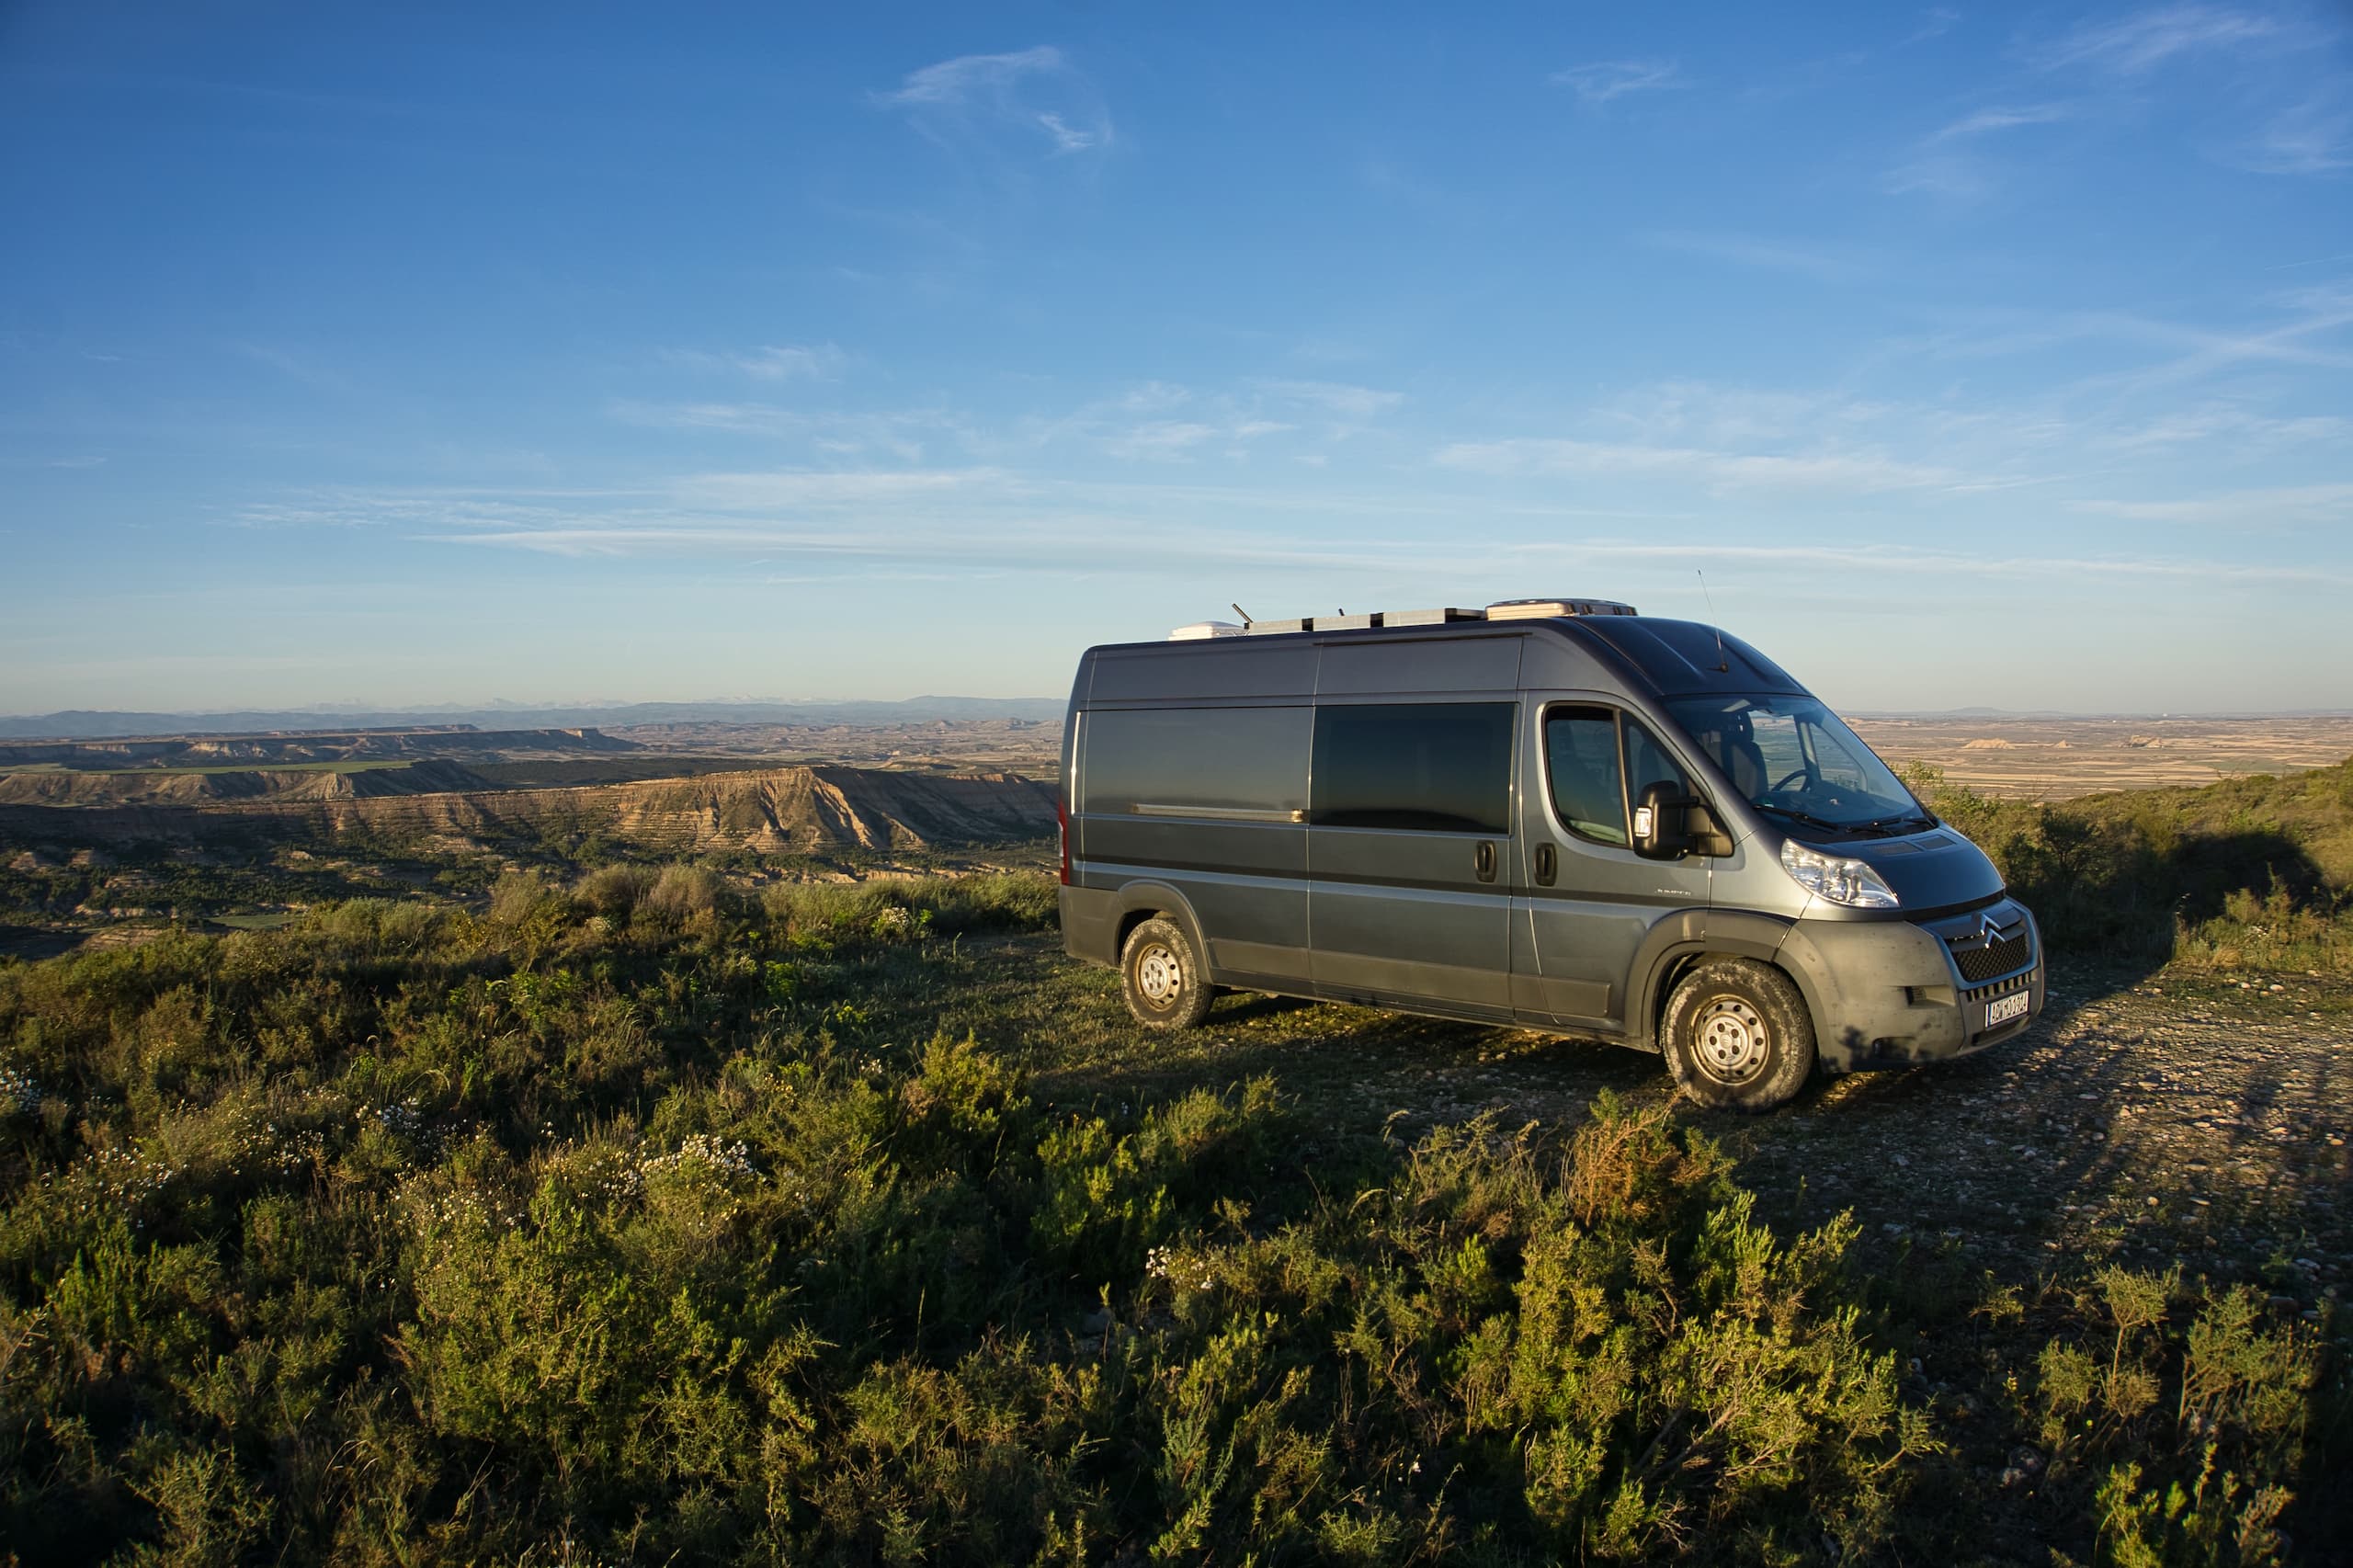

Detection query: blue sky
xmin=3 ymin=2 xmax=2349 ymax=716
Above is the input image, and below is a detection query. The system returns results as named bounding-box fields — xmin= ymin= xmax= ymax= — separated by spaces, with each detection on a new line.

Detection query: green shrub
xmin=0 ymin=878 xmax=2341 ymax=1562
xmin=2029 ymin=1270 xmax=2322 ymax=1567
xmin=1908 ymin=758 xmax=2353 ymax=973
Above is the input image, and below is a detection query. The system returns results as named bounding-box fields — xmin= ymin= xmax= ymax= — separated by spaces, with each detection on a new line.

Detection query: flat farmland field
xmin=1849 ymin=713 xmax=2353 ymax=799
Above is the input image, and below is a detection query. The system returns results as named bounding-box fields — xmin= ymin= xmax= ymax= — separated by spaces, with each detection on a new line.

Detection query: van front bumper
xmin=1776 ymin=901 xmax=2045 ymax=1074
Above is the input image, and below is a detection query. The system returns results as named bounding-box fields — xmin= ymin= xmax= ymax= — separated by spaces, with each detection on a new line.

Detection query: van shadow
xmin=1747 ymin=963 xmax=2346 ymax=1296
xmin=1025 ymin=984 xmax=1665 ymax=1141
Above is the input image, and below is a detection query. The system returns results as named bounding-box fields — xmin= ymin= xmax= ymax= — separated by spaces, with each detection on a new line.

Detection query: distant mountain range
xmin=0 ymin=698 xmax=1067 ymax=741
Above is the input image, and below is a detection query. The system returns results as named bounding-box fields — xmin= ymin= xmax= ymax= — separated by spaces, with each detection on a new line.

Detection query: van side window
xmin=1544 ymin=707 xmax=1628 ymax=844
xmin=1624 ymin=717 xmax=1693 ymax=799
xmin=1082 ymin=707 xmax=1310 ymax=815
xmin=1310 ymin=702 xmax=1514 ymax=833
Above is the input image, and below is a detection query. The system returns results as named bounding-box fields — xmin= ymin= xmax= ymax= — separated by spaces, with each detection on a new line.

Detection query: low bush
xmin=1907 ymin=759 xmax=2353 ymax=974
xmin=0 ymin=880 xmax=2341 ymax=1563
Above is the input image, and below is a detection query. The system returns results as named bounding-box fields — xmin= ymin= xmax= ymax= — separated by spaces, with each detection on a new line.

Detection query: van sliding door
xmin=1305 ymin=699 xmax=1518 ymax=1018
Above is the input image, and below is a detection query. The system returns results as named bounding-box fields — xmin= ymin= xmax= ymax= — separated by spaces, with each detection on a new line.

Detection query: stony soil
xmin=973 ymin=944 xmax=2350 ymax=1562
xmin=980 ymin=941 xmax=2351 ymax=1320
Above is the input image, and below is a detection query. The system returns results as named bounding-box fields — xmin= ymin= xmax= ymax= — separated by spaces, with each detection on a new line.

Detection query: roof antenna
xmin=1695 ymin=570 xmax=1728 ymax=672
xmin=1231 ymin=601 xmax=1254 ymax=627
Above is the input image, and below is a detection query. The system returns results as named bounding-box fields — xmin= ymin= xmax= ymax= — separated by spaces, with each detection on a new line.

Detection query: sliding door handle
xmin=1474 ymin=840 xmax=1498 ymax=882
xmin=1533 ymin=842 xmax=1556 ymax=886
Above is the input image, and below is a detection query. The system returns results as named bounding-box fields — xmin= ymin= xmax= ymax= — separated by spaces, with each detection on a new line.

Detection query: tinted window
xmin=1082 ymin=707 xmax=1310 ymax=814
xmin=1625 ymin=717 xmax=1693 ymax=798
xmin=1311 ymin=702 xmax=1514 ymax=833
xmin=1544 ymin=707 xmax=1626 ymax=844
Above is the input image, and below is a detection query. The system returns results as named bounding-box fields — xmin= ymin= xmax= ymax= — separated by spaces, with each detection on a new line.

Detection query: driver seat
xmin=1722 ymin=733 xmax=1768 ymax=798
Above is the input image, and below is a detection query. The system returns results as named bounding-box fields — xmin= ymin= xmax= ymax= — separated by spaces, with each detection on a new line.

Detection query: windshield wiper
xmin=1754 ymin=802 xmax=1855 ymax=836
xmin=1847 ymin=812 xmax=1937 ymax=836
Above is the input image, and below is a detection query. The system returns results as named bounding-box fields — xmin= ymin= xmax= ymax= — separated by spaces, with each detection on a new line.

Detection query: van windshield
xmin=1662 ymin=693 xmax=1930 ymax=835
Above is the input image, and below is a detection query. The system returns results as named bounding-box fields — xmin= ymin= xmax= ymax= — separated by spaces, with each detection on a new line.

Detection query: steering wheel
xmin=1770 ymin=767 xmax=1813 ymax=794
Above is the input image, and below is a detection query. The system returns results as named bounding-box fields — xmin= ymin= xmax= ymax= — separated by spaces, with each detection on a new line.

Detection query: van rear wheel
xmin=1120 ymin=916 xmax=1213 ymax=1030
xmin=1662 ymin=958 xmax=1814 ymax=1113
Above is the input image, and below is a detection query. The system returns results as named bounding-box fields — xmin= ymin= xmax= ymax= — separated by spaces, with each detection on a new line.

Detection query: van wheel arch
xmin=1107 ymin=885 xmax=1210 ymax=979
xmin=1641 ymin=943 xmax=1821 ymax=1054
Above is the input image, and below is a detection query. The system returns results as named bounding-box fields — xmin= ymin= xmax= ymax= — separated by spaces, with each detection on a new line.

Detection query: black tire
xmin=1661 ymin=958 xmax=1815 ymax=1113
xmin=1120 ymin=916 xmax=1213 ymax=1030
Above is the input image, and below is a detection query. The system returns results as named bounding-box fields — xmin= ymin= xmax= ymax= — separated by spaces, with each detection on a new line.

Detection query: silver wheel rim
xmin=1136 ymin=942 xmax=1182 ymax=1005
xmin=1693 ymin=995 xmax=1770 ymax=1086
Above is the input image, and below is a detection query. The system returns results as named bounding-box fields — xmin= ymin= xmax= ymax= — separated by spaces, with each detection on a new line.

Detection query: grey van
xmin=1054 ymin=598 xmax=2043 ymax=1112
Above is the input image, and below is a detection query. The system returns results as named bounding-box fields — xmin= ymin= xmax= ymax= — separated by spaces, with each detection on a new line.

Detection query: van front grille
xmin=1949 ymin=928 xmax=2032 ymax=983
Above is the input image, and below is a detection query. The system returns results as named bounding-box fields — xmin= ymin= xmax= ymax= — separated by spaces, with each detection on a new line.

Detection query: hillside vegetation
xmin=0 ymin=759 xmax=501 ymax=806
xmin=1914 ymin=755 xmax=2353 ymax=975
xmin=0 ymin=765 xmax=1055 ymax=858
xmin=3 ymin=870 xmax=2341 ymax=1565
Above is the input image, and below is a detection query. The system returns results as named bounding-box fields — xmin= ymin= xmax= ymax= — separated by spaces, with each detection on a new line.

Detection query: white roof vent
xmin=1166 ymin=620 xmax=1247 ymax=641
xmin=1484 ymin=597 xmax=1639 ymax=620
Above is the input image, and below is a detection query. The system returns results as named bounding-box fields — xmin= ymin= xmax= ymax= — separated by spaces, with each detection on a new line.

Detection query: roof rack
xmin=1165 ymin=597 xmax=1637 ymax=641
xmin=1483 ymin=597 xmax=1639 ymax=619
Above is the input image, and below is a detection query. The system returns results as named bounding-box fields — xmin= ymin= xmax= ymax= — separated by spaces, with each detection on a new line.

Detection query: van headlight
xmin=1781 ymin=840 xmax=1900 ymax=909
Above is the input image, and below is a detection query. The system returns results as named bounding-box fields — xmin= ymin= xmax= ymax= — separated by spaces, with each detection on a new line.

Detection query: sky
xmin=3 ymin=1 xmax=2350 ymax=717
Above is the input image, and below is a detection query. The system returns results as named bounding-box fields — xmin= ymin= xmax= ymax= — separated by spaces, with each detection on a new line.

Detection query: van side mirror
xmin=1633 ymin=780 xmax=1701 ymax=860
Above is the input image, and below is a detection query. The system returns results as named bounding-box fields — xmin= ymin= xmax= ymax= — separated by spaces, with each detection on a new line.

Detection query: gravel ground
xmin=1142 ymin=957 xmax=2353 ymax=1315
xmin=1729 ymin=965 xmax=2351 ymax=1310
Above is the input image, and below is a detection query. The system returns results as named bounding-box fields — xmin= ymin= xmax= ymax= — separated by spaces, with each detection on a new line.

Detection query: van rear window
xmin=1310 ymin=703 xmax=1514 ymax=834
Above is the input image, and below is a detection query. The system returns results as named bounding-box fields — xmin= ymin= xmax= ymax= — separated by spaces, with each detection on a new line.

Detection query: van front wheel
xmin=1661 ymin=959 xmax=1815 ymax=1113
xmin=1120 ymin=916 xmax=1214 ymax=1029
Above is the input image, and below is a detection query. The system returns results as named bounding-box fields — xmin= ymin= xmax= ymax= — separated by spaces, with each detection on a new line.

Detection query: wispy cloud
xmin=1927 ymin=103 xmax=2075 ymax=142
xmin=1639 ymin=230 xmax=1870 ymax=282
xmin=674 ymin=468 xmax=1006 ymax=510
xmin=2234 ymin=96 xmax=2353 ymax=174
xmin=1566 ymin=538 xmax=2347 ymax=587
xmin=876 ymin=45 xmax=1113 ymax=156
xmin=2033 ymin=5 xmax=2286 ymax=74
xmin=1887 ymin=103 xmax=2075 ymax=199
xmin=239 ymin=478 xmax=2350 ymax=593
xmin=1551 ymin=59 xmax=1687 ymax=107
xmin=1252 ymin=380 xmax=1405 ymax=418
xmin=2070 ymin=482 xmax=2353 ymax=526
xmin=1433 ymin=437 xmax=1972 ymax=495
xmin=230 ymin=341 xmax=353 ymax=393
xmin=661 ymin=343 xmax=847 ymax=380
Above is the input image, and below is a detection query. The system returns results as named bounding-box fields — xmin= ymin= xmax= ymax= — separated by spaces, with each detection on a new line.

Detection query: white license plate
xmin=1985 ymin=991 xmax=2031 ymax=1028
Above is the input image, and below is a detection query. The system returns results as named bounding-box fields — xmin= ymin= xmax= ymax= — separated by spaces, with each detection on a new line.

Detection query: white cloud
xmin=876 ymin=45 xmax=1114 ymax=157
xmin=662 ymin=343 xmax=847 ymax=380
xmin=2235 ymin=96 xmax=2353 ymax=174
xmin=1887 ymin=103 xmax=2075 ymax=200
xmin=1102 ymin=421 xmax=1218 ymax=460
xmin=879 ymin=45 xmax=1066 ymax=108
xmin=1035 ymin=110 xmax=1098 ymax=153
xmin=2070 ymin=482 xmax=2353 ymax=525
xmin=1253 ymin=379 xmax=1405 ymax=417
xmin=1639 ymin=230 xmax=1870 ymax=282
xmin=1433 ymin=437 xmax=1967 ymax=495
xmin=2034 ymin=5 xmax=2285 ymax=74
xmin=1551 ymin=59 xmax=1688 ymax=107
xmin=1927 ymin=103 xmax=2074 ymax=142
xmin=675 ymin=468 xmax=1006 ymax=510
